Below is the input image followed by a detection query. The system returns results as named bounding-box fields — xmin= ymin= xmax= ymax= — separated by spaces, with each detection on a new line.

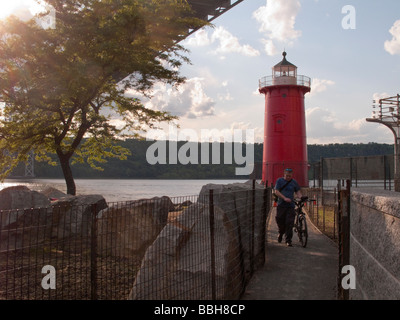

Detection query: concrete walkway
xmin=241 ymin=208 xmax=338 ymax=300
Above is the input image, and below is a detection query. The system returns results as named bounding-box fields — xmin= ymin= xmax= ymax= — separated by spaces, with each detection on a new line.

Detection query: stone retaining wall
xmin=350 ymin=188 xmax=400 ymax=300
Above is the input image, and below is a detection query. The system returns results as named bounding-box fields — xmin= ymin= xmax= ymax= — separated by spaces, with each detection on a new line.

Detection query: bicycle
xmin=293 ymin=196 xmax=310 ymax=248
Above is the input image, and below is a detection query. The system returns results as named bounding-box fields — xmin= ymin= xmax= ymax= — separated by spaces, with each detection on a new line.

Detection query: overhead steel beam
xmin=186 ymin=0 xmax=245 ymax=36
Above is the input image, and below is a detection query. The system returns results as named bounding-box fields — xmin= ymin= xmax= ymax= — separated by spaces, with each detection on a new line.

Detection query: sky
xmin=1 ymin=0 xmax=400 ymax=145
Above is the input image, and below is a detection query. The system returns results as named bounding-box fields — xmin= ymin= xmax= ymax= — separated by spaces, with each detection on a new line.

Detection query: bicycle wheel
xmin=298 ymin=215 xmax=308 ymax=248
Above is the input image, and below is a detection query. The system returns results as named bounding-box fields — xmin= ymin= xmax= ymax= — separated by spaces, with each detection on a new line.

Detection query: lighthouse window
xmin=273 ymin=115 xmax=285 ymax=132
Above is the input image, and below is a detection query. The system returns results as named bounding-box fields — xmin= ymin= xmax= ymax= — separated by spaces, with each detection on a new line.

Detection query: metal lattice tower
xmin=25 ymin=150 xmax=35 ymax=178
xmin=366 ymin=94 xmax=400 ymax=191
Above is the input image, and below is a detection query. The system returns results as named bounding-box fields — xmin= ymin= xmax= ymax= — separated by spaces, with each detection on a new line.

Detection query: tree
xmin=0 ymin=0 xmax=207 ymax=195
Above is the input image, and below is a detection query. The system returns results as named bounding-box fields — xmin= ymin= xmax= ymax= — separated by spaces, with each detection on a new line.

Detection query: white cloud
xmin=218 ymin=92 xmax=233 ymax=102
xmin=188 ymin=79 xmax=216 ymax=118
xmin=230 ymin=121 xmax=251 ymax=131
xmin=230 ymin=122 xmax=263 ymax=143
xmin=185 ymin=26 xmax=260 ymax=57
xmin=217 ymin=81 xmax=233 ymax=101
xmin=253 ymin=0 xmax=302 ymax=56
xmin=211 ymin=26 xmax=260 ymax=57
xmin=309 ymin=79 xmax=335 ymax=97
xmin=185 ymin=28 xmax=211 ymax=47
xmin=305 ymin=107 xmax=392 ymax=144
xmin=373 ymin=92 xmax=391 ymax=102
xmin=129 ymin=78 xmax=216 ymax=119
xmin=262 ymin=39 xmax=278 ymax=56
xmin=384 ymin=20 xmax=400 ymax=55
xmin=253 ymin=0 xmax=302 ymax=41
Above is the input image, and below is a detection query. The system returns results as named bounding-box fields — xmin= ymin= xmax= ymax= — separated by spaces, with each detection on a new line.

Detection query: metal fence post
xmin=250 ymin=180 xmax=255 ymax=275
xmin=337 ymin=179 xmax=351 ymax=300
xmin=320 ymin=157 xmax=324 ymax=189
xmin=209 ymin=189 xmax=216 ymax=300
xmin=333 ymin=187 xmax=337 ymax=240
xmin=261 ymin=185 xmax=269 ymax=264
xmin=90 ymin=203 xmax=98 ymax=300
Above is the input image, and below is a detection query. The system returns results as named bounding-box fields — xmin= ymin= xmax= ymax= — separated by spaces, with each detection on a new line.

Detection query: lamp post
xmin=366 ymin=94 xmax=400 ymax=191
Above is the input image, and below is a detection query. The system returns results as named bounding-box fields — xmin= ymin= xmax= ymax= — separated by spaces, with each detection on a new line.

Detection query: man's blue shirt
xmin=274 ymin=177 xmax=300 ymax=207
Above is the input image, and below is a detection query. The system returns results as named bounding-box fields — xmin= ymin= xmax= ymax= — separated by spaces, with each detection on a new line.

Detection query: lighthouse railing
xmin=259 ymin=75 xmax=311 ymax=89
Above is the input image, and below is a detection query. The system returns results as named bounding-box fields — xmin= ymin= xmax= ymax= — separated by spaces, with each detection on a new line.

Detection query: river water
xmin=0 ymin=178 xmax=248 ymax=203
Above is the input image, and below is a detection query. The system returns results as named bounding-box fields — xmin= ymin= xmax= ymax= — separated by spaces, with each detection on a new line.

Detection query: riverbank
xmin=0 ymin=178 xmax=249 ymax=202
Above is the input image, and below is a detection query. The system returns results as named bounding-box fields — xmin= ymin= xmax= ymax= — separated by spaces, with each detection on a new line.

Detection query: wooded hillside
xmin=10 ymin=140 xmax=394 ymax=179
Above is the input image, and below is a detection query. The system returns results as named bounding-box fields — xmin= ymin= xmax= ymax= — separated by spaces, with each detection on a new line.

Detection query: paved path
xmin=242 ymin=208 xmax=338 ymax=300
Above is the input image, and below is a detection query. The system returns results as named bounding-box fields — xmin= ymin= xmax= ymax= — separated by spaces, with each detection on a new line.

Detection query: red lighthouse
xmin=259 ymin=52 xmax=311 ymax=187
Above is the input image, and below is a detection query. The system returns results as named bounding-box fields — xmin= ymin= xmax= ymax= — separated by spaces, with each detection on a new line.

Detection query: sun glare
xmin=0 ymin=2 xmax=19 ymax=19
xmin=0 ymin=0 xmax=46 ymax=20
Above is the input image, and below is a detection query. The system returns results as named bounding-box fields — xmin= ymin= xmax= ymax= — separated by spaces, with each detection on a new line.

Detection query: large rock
xmin=198 ymin=181 xmax=268 ymax=280
xmin=97 ymin=196 xmax=174 ymax=259
xmin=0 ymin=186 xmax=53 ymax=251
xmin=51 ymin=194 xmax=108 ymax=239
xmin=0 ymin=188 xmax=107 ymax=251
xmin=0 ymin=185 xmax=51 ymax=229
xmin=129 ymin=202 xmax=243 ymax=300
xmin=0 ymin=185 xmax=51 ymax=210
xmin=40 ymin=186 xmax=69 ymax=200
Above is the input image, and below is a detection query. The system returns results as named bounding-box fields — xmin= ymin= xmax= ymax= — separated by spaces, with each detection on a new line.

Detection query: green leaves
xmin=0 ymin=0 xmax=207 ymax=192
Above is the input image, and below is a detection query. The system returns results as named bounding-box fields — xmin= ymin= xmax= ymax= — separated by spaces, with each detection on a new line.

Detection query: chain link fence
xmin=309 ymin=155 xmax=394 ymax=190
xmin=302 ymin=187 xmax=339 ymax=243
xmin=305 ymin=154 xmax=395 ymax=243
xmin=0 ymin=183 xmax=272 ymax=300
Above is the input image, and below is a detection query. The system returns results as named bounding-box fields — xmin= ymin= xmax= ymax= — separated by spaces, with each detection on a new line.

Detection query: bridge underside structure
xmin=186 ymin=0 xmax=245 ymax=36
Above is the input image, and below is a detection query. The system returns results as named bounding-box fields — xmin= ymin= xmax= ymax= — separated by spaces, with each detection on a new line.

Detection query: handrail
xmin=259 ymin=75 xmax=311 ymax=89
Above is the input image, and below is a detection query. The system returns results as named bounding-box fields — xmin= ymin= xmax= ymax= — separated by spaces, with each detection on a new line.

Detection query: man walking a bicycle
xmin=274 ymin=168 xmax=303 ymax=247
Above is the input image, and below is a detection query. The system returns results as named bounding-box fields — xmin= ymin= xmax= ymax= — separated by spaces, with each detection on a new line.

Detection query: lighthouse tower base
xmin=261 ymin=85 xmax=309 ymax=187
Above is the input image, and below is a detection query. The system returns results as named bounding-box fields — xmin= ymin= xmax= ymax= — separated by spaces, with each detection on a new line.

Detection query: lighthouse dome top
xmin=259 ymin=51 xmax=311 ymax=90
xmin=273 ymin=51 xmax=297 ymax=78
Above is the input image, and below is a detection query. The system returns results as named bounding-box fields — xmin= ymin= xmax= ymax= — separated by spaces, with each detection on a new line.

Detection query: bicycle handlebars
xmin=294 ymin=196 xmax=316 ymax=206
